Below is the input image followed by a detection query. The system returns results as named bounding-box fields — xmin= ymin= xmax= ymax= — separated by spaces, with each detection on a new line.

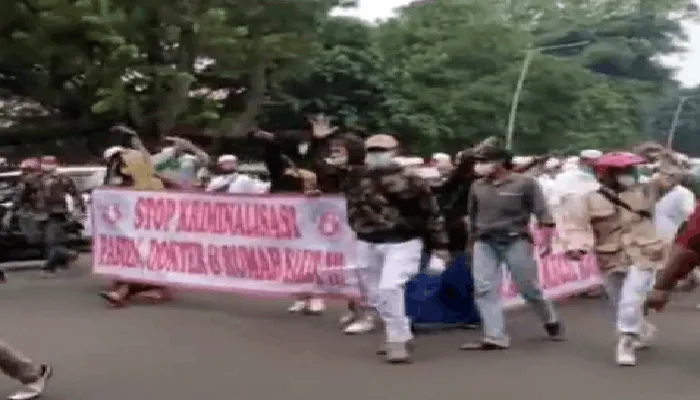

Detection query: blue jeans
xmin=472 ymin=239 xmax=557 ymax=341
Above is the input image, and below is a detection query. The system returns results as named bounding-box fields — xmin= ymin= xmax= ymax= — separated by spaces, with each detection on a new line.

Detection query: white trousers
xmin=601 ymin=265 xmax=654 ymax=335
xmin=355 ymin=239 xmax=422 ymax=343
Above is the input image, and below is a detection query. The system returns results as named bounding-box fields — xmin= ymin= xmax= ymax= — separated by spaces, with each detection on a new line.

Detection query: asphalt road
xmin=2 ymin=256 xmax=700 ymax=400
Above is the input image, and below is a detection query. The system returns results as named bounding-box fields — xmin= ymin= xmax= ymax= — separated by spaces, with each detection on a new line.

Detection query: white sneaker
xmin=616 ymin=335 xmax=636 ymax=366
xmin=343 ymin=315 xmax=376 ymax=335
xmin=287 ymin=300 xmax=308 ymax=314
xmin=634 ymin=320 xmax=656 ymax=350
xmin=306 ymin=298 xmax=326 ymax=315
xmin=8 ymin=363 xmax=52 ymax=400
xmin=339 ymin=312 xmax=357 ymax=326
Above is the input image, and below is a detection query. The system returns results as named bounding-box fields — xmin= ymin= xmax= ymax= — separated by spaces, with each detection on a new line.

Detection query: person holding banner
xmin=251 ymin=129 xmax=327 ymax=315
xmin=98 ymin=149 xmax=173 ymax=307
xmin=319 ymin=132 xmax=449 ymax=363
xmin=308 ymin=116 xmax=384 ymax=335
xmin=562 ymin=152 xmax=663 ymax=366
xmin=463 ymin=146 xmax=563 ymax=352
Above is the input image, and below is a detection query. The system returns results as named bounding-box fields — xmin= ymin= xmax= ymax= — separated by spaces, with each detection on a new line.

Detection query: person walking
xmin=462 ymin=146 xmax=563 ymax=351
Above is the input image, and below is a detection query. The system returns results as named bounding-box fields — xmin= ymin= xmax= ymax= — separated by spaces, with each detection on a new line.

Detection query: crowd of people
xmin=3 ymin=116 xmax=700 ymax=399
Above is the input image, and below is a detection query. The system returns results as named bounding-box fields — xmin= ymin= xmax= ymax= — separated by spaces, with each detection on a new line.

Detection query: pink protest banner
xmin=501 ymin=227 xmax=601 ymax=309
xmin=90 ymin=188 xmax=358 ymax=297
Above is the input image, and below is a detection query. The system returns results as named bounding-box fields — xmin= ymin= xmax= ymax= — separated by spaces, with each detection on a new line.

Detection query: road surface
xmin=2 ymin=256 xmax=700 ymax=400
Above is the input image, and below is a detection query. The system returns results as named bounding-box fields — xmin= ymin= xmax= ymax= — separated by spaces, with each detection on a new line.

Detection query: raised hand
xmin=307 ymin=114 xmax=338 ymax=139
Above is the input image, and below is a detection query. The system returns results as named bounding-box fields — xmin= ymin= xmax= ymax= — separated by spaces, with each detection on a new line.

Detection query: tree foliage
xmin=0 ymin=0 xmax=698 ymax=155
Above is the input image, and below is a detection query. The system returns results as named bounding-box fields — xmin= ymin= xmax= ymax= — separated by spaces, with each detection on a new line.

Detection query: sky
xmin=334 ymin=0 xmax=700 ymax=88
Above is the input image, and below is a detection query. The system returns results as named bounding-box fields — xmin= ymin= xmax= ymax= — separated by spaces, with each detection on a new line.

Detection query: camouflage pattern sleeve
xmin=409 ymin=174 xmax=449 ymax=250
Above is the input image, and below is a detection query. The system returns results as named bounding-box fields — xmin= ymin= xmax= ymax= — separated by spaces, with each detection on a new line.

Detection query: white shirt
xmin=206 ymin=173 xmax=269 ymax=194
xmin=654 ymin=185 xmax=696 ymax=241
xmin=537 ymin=175 xmax=558 ymax=207
xmin=554 ymin=167 xmax=600 ymax=197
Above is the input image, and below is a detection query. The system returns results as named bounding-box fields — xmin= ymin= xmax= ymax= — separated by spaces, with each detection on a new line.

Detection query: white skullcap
xmin=431 ymin=153 xmax=450 ymax=162
xmin=103 ymin=146 xmax=125 ymax=160
xmin=217 ymin=154 xmax=237 ymax=164
xmin=512 ymin=156 xmax=533 ymax=166
xmin=580 ymin=149 xmax=602 ymax=159
xmin=544 ymin=157 xmax=560 ymax=169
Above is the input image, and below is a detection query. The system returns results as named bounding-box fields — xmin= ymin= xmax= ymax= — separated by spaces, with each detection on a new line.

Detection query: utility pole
xmin=666 ymin=95 xmax=694 ymax=149
xmin=505 ymin=40 xmax=589 ymax=150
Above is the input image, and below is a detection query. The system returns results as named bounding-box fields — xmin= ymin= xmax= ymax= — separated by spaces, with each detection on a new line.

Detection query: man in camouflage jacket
xmin=13 ymin=156 xmax=85 ymax=275
xmin=316 ymin=130 xmax=449 ymax=364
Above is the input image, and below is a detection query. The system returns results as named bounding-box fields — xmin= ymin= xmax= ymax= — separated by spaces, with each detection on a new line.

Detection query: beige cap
xmin=365 ymin=134 xmax=398 ymax=150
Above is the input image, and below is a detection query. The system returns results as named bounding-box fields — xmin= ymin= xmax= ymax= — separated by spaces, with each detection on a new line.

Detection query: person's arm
xmin=255 ymin=132 xmax=286 ymax=189
xmin=111 ymin=125 xmax=151 ymax=164
xmin=654 ymin=244 xmax=700 ymax=291
xmin=467 ymin=183 xmax=477 ymax=240
xmin=62 ymin=176 xmax=86 ymax=213
xmin=178 ymin=138 xmax=210 ymax=167
xmin=526 ymin=176 xmax=555 ymax=228
xmin=413 ymin=176 xmax=449 ymax=253
xmin=10 ymin=180 xmax=28 ymax=211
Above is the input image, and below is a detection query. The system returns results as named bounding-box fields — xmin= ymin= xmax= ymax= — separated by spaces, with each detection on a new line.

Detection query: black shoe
xmin=544 ymin=321 xmax=565 ymax=341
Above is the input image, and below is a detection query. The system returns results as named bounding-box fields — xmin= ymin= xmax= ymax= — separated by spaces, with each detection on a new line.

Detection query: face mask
xmin=365 ymin=152 xmax=393 ymax=168
xmin=616 ymin=174 xmax=637 ymax=188
xmin=325 ymin=155 xmax=348 ymax=166
xmin=474 ymin=162 xmax=497 ymax=177
xmin=109 ymin=176 xmax=123 ymax=186
xmin=298 ymin=142 xmax=309 ymax=155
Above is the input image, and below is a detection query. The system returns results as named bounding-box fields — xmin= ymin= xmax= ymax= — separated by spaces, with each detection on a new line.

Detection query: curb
xmin=0 ymin=260 xmax=45 ymax=271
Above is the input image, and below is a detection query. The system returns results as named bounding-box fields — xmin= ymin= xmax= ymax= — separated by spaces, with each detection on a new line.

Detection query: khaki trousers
xmin=0 ymin=340 xmax=39 ymax=384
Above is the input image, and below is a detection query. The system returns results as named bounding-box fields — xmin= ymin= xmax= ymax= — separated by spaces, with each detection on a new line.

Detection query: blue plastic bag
xmin=405 ymin=253 xmax=480 ymax=329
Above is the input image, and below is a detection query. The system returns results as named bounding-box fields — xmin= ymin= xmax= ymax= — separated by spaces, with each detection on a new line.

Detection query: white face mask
xmin=365 ymin=152 xmax=393 ymax=168
xmin=474 ymin=162 xmax=497 ymax=177
xmin=616 ymin=174 xmax=637 ymax=188
xmin=325 ymin=155 xmax=348 ymax=166
xmin=298 ymin=142 xmax=309 ymax=155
